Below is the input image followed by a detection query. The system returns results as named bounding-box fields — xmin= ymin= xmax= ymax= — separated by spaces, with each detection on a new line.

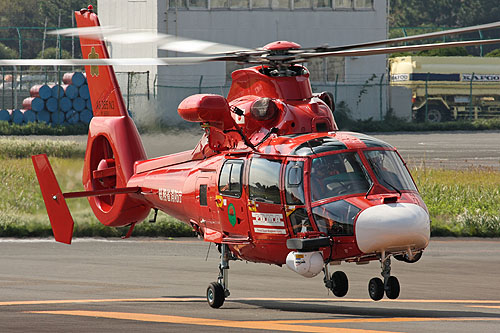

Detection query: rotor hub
xmin=262 ymin=41 xmax=301 ymax=52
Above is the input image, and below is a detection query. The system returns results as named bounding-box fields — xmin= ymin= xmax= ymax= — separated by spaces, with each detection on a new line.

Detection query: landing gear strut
xmin=368 ymin=252 xmax=400 ymax=301
xmin=323 ymin=264 xmax=349 ymax=297
xmin=207 ymin=244 xmax=231 ymax=308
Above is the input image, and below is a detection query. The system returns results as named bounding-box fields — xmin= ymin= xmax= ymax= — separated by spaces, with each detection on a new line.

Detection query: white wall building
xmin=97 ymin=0 xmax=391 ymax=125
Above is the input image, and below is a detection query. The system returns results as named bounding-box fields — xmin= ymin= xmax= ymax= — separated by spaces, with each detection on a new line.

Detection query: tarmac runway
xmin=1 ymin=238 xmax=500 ymax=332
xmin=375 ymin=131 xmax=500 ymax=170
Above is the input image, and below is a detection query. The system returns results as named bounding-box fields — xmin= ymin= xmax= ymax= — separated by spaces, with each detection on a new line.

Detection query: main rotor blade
xmin=48 ymin=26 xmax=120 ymax=39
xmin=0 ymin=56 xmax=221 ymax=67
xmin=315 ymin=21 xmax=500 ymax=52
xmin=52 ymin=26 xmax=252 ymax=55
xmin=302 ymin=38 xmax=500 ymax=59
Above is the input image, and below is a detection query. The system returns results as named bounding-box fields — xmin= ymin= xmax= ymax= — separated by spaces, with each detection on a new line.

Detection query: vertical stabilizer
xmin=75 ymin=8 xmax=127 ymax=117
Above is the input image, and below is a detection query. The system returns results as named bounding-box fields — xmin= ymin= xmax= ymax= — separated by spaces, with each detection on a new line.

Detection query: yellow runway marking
xmin=27 ymin=310 xmax=500 ymax=333
xmin=0 ymin=298 xmax=201 ymax=306
xmin=27 ymin=310 xmax=390 ymax=333
xmin=17 ymin=298 xmax=500 ymax=333
xmin=272 ymin=317 xmax=500 ymax=324
xmin=468 ymin=305 xmax=500 ymax=309
xmin=3 ymin=297 xmax=500 ymax=307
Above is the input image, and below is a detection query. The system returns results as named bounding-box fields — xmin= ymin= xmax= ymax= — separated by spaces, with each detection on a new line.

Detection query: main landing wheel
xmin=368 ymin=277 xmax=384 ymax=301
xmin=331 ymin=271 xmax=349 ymax=297
xmin=207 ymin=282 xmax=225 ymax=308
xmin=385 ymin=276 xmax=400 ymax=299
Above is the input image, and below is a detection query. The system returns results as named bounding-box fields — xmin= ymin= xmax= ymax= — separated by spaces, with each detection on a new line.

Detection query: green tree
xmin=37 ymin=47 xmax=71 ymax=59
xmin=0 ymin=0 xmax=97 ymax=58
xmin=390 ymin=47 xmax=469 ymax=58
xmin=390 ymin=0 xmax=500 ymax=56
xmin=417 ymin=47 xmax=468 ymax=57
xmin=485 ymin=49 xmax=500 ymax=57
xmin=390 ymin=0 xmax=462 ymax=27
xmin=456 ymin=1 xmax=500 ymax=27
xmin=390 ymin=0 xmax=500 ymax=28
xmin=0 ymin=42 xmax=19 ymax=59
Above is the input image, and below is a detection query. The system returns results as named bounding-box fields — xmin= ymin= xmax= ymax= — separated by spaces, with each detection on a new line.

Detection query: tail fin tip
xmin=32 ymin=154 xmax=74 ymax=244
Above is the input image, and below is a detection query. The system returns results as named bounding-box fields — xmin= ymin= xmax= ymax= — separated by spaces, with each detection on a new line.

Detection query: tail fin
xmin=32 ymin=154 xmax=74 ymax=244
xmin=75 ymin=9 xmax=151 ymax=227
xmin=75 ymin=8 xmax=127 ymax=117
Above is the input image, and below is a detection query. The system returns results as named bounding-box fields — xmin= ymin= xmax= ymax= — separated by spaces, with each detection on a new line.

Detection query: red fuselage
xmin=127 ymin=131 xmax=429 ymax=265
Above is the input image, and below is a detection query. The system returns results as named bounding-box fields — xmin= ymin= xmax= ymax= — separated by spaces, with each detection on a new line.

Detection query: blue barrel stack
xmin=1 ymin=71 xmax=95 ymax=126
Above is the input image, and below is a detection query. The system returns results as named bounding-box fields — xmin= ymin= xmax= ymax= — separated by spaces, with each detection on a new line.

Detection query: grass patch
xmin=0 ymin=122 xmax=88 ymax=136
xmin=0 ymin=157 xmax=194 ymax=238
xmin=0 ymin=154 xmax=499 ymax=238
xmin=0 ymin=211 xmax=194 ymax=238
xmin=0 ymin=138 xmax=85 ymax=159
xmin=412 ymin=167 xmax=500 ymax=237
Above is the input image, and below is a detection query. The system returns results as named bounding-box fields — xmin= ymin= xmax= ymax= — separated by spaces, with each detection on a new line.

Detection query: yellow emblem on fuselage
xmin=88 ymin=47 xmax=99 ymax=77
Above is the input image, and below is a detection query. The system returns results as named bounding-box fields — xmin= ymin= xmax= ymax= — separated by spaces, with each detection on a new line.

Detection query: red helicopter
xmin=5 ymin=6 xmax=500 ymax=308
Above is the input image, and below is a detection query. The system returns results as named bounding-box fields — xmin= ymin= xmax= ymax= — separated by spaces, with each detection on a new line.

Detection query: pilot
xmin=326 ymin=156 xmax=343 ymax=177
xmin=293 ymin=218 xmax=313 ymax=233
xmin=368 ymin=152 xmax=402 ymax=190
xmin=289 ymin=208 xmax=312 ymax=234
xmin=310 ymin=159 xmax=330 ymax=201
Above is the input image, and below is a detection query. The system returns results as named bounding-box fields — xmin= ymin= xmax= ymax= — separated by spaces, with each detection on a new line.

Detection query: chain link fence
xmin=4 ymin=69 xmax=500 ymax=126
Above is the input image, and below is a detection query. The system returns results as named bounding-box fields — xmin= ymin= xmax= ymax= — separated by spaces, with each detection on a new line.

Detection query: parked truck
xmin=390 ymin=56 xmax=500 ymax=122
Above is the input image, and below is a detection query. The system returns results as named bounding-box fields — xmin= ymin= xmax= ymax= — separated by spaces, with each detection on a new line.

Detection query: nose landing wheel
xmin=207 ymin=282 xmax=225 ymax=308
xmin=323 ymin=265 xmax=349 ymax=297
xmin=368 ymin=253 xmax=400 ymax=301
xmin=207 ymin=244 xmax=231 ymax=308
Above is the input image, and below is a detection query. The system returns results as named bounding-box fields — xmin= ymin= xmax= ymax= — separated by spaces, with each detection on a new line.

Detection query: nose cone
xmin=355 ymin=203 xmax=430 ymax=254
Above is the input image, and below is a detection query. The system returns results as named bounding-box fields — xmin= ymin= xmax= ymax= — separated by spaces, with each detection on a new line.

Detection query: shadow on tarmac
xmin=230 ymin=299 xmax=500 ymax=319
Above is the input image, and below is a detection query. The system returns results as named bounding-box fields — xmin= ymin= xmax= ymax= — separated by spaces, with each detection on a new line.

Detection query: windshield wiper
xmin=381 ymin=179 xmax=402 ymax=197
xmin=365 ymin=181 xmax=374 ymax=199
xmin=366 ymin=158 xmax=401 ymax=197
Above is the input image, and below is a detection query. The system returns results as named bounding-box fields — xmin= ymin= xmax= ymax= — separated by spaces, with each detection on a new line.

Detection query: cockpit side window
xmin=219 ymin=160 xmax=244 ymax=197
xmin=285 ymin=160 xmax=304 ymax=205
xmin=248 ymin=157 xmax=281 ymax=204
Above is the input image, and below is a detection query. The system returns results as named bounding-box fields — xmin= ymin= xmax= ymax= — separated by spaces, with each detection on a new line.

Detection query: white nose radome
xmin=355 ymin=203 xmax=430 ymax=254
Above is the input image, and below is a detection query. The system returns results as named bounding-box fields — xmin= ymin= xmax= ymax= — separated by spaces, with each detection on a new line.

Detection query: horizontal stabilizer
xmin=32 ymin=154 xmax=74 ymax=244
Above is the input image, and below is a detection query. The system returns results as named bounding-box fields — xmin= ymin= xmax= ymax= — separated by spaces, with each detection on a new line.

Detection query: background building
xmin=97 ymin=0 xmax=404 ymax=125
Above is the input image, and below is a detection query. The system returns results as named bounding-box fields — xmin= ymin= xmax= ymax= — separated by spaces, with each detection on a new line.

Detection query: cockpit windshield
xmin=310 ymin=152 xmax=371 ymax=201
xmin=364 ymin=150 xmax=417 ymax=192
